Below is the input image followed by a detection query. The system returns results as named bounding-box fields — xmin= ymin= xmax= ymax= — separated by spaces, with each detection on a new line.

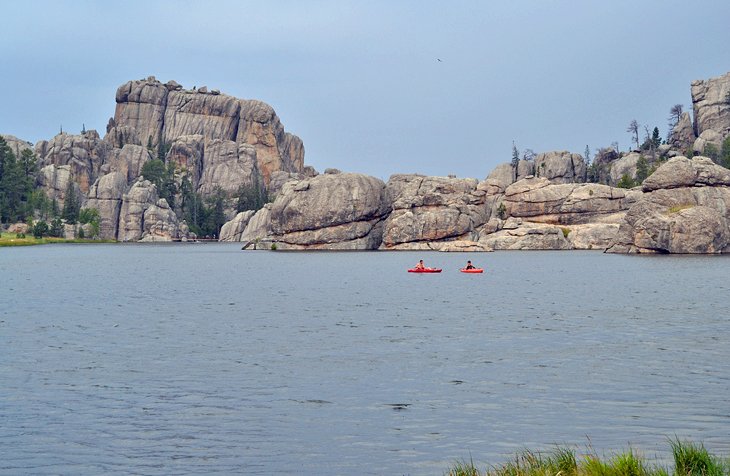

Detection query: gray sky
xmin=2 ymin=0 xmax=729 ymax=180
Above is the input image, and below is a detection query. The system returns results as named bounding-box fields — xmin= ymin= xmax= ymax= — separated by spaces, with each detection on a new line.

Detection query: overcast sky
xmin=2 ymin=0 xmax=729 ymax=179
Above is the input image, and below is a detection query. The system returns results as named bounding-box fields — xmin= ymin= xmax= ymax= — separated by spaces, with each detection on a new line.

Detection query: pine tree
xmin=62 ymin=180 xmax=79 ymax=224
xmin=584 ymin=145 xmax=591 ymax=166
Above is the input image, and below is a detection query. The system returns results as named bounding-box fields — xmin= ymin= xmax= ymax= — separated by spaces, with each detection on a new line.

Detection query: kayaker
xmin=465 ymin=260 xmax=476 ymax=269
xmin=415 ymin=259 xmax=425 ymax=270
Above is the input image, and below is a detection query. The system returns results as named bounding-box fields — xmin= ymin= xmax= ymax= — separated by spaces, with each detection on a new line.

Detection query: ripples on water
xmin=1 ymin=244 xmax=729 ymax=475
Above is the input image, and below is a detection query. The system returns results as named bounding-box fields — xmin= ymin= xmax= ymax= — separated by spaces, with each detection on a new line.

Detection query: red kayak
xmin=460 ymin=268 xmax=484 ymax=273
xmin=408 ymin=268 xmax=442 ymax=273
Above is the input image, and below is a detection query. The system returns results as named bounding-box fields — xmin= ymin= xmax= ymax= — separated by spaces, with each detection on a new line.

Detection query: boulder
xmin=669 ymin=111 xmax=695 ymax=151
xmin=269 ymin=173 xmax=389 ymax=249
xmin=219 ymin=210 xmax=256 ymax=242
xmin=693 ymin=129 xmax=723 ymax=155
xmin=642 ymin=156 xmax=730 ymax=191
xmin=502 ymin=177 xmax=636 ymax=225
xmin=534 ymin=151 xmax=586 ymax=183
xmin=381 ymin=175 xmax=487 ymax=249
xmin=565 ymin=223 xmax=621 ymax=250
xmin=608 ymin=156 xmax=730 ymax=253
xmin=478 ymin=218 xmax=572 ymax=250
xmin=608 ymin=152 xmax=641 ymax=185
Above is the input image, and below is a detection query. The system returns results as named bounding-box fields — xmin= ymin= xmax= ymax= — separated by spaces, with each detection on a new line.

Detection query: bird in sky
xmin=437 ymin=58 xmax=443 ymax=62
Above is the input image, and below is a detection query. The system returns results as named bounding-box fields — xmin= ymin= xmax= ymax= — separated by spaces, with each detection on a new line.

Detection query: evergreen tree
xmin=511 ymin=141 xmax=520 ymax=181
xmin=62 ymin=180 xmax=79 ymax=224
xmin=636 ymin=155 xmax=649 ymax=182
xmin=584 ymin=145 xmax=591 ymax=166
xmin=0 ymin=144 xmax=24 ymax=222
xmin=651 ymin=127 xmax=661 ymax=148
xmin=721 ymin=136 xmax=730 ymax=169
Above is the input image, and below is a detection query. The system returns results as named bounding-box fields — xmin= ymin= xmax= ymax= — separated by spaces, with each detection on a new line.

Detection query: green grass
xmin=0 ymin=235 xmax=115 ymax=247
xmin=667 ymin=204 xmax=695 ymax=214
xmin=446 ymin=441 xmax=729 ymax=476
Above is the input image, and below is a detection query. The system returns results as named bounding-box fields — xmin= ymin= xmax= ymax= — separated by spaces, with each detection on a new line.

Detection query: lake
xmin=1 ymin=244 xmax=729 ymax=475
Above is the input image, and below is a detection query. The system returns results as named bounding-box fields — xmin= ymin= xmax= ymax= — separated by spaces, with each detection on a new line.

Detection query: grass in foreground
xmin=447 ymin=440 xmax=728 ymax=476
xmin=0 ymin=235 xmax=115 ymax=247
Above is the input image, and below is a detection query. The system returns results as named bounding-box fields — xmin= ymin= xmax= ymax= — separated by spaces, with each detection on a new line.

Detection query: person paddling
xmin=465 ymin=260 xmax=476 ymax=270
xmin=415 ymin=259 xmax=426 ymax=270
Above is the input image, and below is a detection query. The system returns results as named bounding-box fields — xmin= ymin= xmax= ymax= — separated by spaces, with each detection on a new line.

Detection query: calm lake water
xmin=1 ymin=244 xmax=729 ymax=475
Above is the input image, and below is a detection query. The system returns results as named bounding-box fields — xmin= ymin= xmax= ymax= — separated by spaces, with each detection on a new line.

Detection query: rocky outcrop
xmin=670 ymin=112 xmax=695 ymax=151
xmin=104 ymin=144 xmax=151 ymax=183
xmin=380 ymin=175 xmax=488 ymax=249
xmin=35 ymin=131 xmax=110 ymax=193
xmin=1 ymin=134 xmax=33 ymax=157
xmin=219 ymin=210 xmax=256 ymax=242
xmin=691 ymin=71 xmax=730 ymax=139
xmin=165 ymin=134 xmax=204 ymax=185
xmin=114 ymin=77 xmax=169 ymax=149
xmin=237 ymin=100 xmax=304 ymax=184
xmin=268 ymin=173 xmax=389 ymax=249
xmin=607 ymin=156 xmax=730 ymax=253
xmin=38 ymin=164 xmax=73 ymax=206
xmin=86 ymin=172 xmax=127 ymax=239
xmin=162 ymin=90 xmax=241 ymax=143
xmin=479 ymin=217 xmax=572 ymax=250
xmin=118 ymin=179 xmax=181 ymax=242
xmin=502 ymin=177 xmax=638 ymax=225
xmin=534 ymin=151 xmax=586 ymax=183
xmin=197 ymin=140 xmax=256 ymax=198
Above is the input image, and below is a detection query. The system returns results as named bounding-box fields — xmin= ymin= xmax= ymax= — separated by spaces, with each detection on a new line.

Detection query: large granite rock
xmin=111 ymin=77 xmax=305 ymax=192
xmin=219 ymin=210 xmax=256 ymax=242
xmin=642 ymin=156 xmax=730 ymax=191
xmin=104 ymin=144 xmax=152 ymax=183
xmin=114 ymin=77 xmax=169 ymax=149
xmin=118 ymin=178 xmax=181 ymax=242
xmin=268 ymin=173 xmax=389 ymax=249
xmin=166 ymin=134 xmax=204 ymax=185
xmin=35 ymin=131 xmax=110 ymax=193
xmin=670 ymin=112 xmax=696 ymax=151
xmin=534 ymin=151 xmax=586 ymax=183
xmin=1 ymin=134 xmax=33 ymax=157
xmin=691 ymin=71 xmax=730 ymax=139
xmin=162 ymin=90 xmax=241 ymax=143
xmin=478 ymin=217 xmax=572 ymax=250
xmin=607 ymin=156 xmax=730 ymax=253
xmin=237 ymin=100 xmax=304 ymax=184
xmin=502 ymin=177 xmax=637 ymax=225
xmin=380 ymin=175 xmax=488 ymax=249
xmin=198 ymin=140 xmax=256 ymax=198
xmin=86 ymin=172 xmax=128 ymax=239
xmin=38 ymin=164 xmax=72 ymax=206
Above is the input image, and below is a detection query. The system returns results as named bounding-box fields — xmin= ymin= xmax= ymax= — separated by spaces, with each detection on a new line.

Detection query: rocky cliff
xmin=20 ymin=76 xmax=306 ymax=242
xmin=606 ymin=156 xmax=730 ymax=253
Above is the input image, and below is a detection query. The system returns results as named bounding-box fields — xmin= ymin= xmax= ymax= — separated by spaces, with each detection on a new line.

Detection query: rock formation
xmin=265 ymin=173 xmax=390 ymax=249
xmin=607 ymin=156 xmax=730 ymax=253
xmin=380 ymin=175 xmax=489 ymax=250
xmin=691 ymin=72 xmax=730 ymax=140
